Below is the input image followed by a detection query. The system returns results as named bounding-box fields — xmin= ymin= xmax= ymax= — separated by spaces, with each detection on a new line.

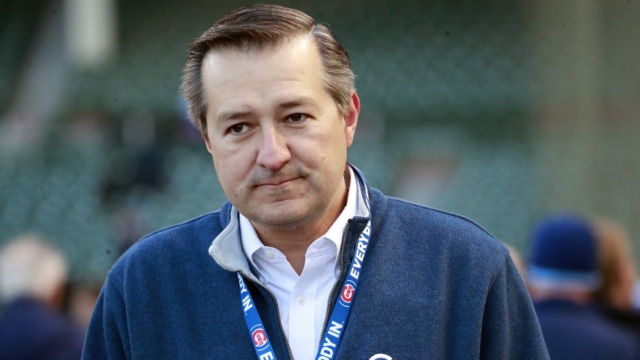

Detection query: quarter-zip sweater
xmin=82 ymin=176 xmax=549 ymax=360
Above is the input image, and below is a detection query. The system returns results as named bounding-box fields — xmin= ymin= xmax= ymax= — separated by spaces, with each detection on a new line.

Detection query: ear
xmin=200 ymin=115 xmax=215 ymax=153
xmin=203 ymin=133 xmax=213 ymax=154
xmin=344 ymin=92 xmax=360 ymax=148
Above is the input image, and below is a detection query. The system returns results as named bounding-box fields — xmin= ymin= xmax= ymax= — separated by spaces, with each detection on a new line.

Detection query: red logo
xmin=341 ymin=284 xmax=355 ymax=303
xmin=252 ymin=329 xmax=268 ymax=347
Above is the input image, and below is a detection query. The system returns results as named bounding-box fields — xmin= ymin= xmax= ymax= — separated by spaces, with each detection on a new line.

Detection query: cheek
xmin=294 ymin=123 xmax=347 ymax=162
xmin=320 ymin=128 xmax=348 ymax=162
xmin=212 ymin=149 xmax=251 ymax=190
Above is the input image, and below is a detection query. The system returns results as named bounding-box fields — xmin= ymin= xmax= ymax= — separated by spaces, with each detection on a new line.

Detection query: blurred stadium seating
xmin=0 ymin=0 xmax=45 ymax=111
xmin=1 ymin=0 xmax=639 ymax=281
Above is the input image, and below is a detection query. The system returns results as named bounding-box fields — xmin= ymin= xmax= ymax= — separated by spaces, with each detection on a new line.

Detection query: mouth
xmin=256 ymin=177 xmax=301 ymax=188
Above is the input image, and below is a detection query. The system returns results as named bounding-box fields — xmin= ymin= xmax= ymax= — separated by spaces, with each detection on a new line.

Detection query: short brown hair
xmin=592 ymin=218 xmax=637 ymax=309
xmin=181 ymin=4 xmax=355 ymax=135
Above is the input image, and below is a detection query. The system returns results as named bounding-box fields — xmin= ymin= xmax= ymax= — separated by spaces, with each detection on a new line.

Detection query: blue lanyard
xmin=315 ymin=218 xmax=371 ymax=360
xmin=237 ymin=273 xmax=278 ymax=360
xmin=237 ymin=219 xmax=371 ymax=360
xmin=238 ymin=166 xmax=371 ymax=360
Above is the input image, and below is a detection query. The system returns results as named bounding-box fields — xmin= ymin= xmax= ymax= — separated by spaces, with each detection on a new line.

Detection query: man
xmin=83 ymin=5 xmax=548 ymax=359
xmin=0 ymin=235 xmax=85 ymax=360
xmin=528 ymin=215 xmax=640 ymax=360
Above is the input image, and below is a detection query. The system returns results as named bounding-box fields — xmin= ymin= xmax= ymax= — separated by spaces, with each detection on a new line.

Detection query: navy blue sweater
xmin=82 ymin=187 xmax=548 ymax=359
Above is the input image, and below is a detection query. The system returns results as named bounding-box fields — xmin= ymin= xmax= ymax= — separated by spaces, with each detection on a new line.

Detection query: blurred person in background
xmin=0 ymin=234 xmax=85 ymax=360
xmin=528 ymin=215 xmax=640 ymax=360
xmin=504 ymin=243 xmax=526 ymax=280
xmin=592 ymin=218 xmax=640 ymax=336
xmin=82 ymin=4 xmax=547 ymax=360
xmin=593 ymin=218 xmax=637 ymax=308
xmin=65 ymin=284 xmax=101 ymax=331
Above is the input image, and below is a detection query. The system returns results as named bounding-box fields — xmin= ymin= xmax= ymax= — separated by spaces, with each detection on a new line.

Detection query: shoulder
xmin=373 ymin=189 xmax=507 ymax=254
xmin=387 ymin=196 xmax=496 ymax=237
xmin=106 ymin=205 xmax=230 ymax=288
xmin=124 ymin=210 xmax=223 ymax=260
xmin=370 ymin=188 xmax=510 ymax=276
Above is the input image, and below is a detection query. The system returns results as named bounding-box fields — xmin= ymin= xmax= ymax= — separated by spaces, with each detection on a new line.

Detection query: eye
xmin=287 ymin=113 xmax=307 ymax=123
xmin=228 ymin=123 xmax=248 ymax=134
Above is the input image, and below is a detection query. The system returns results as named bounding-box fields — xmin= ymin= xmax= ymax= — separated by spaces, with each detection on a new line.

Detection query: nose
xmin=256 ymin=124 xmax=291 ymax=170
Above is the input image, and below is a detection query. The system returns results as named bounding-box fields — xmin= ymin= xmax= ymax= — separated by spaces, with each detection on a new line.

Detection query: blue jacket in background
xmin=0 ymin=297 xmax=85 ymax=360
xmin=82 ymin=183 xmax=549 ymax=359
xmin=535 ymin=299 xmax=640 ymax=360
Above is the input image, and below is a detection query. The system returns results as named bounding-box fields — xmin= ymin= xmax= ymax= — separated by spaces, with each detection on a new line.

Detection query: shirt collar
xmin=322 ymin=166 xmax=358 ymax=252
xmin=240 ymin=166 xmax=359 ymax=270
xmin=209 ymin=164 xmax=370 ymax=281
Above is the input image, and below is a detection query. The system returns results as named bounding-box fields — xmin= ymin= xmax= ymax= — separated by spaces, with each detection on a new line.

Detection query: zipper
xmin=318 ymin=219 xmax=351 ymax=350
xmin=240 ymin=272 xmax=296 ymax=360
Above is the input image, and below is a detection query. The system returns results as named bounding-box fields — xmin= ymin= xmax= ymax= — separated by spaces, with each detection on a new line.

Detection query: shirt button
xmin=264 ymin=250 xmax=275 ymax=260
xmin=298 ymin=295 xmax=306 ymax=305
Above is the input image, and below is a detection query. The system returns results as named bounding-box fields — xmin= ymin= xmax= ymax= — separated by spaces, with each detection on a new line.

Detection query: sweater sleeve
xmin=479 ymin=254 xmax=550 ymax=359
xmin=82 ymin=278 xmax=131 ymax=360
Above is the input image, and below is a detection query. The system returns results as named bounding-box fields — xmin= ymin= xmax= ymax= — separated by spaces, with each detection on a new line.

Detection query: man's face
xmin=201 ymin=36 xmax=359 ymax=232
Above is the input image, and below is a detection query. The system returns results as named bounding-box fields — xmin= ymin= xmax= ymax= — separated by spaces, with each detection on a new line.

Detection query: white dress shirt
xmin=240 ymin=167 xmax=358 ymax=360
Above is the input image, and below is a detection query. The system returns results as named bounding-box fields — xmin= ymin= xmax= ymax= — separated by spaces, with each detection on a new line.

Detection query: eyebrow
xmin=216 ymin=110 xmax=252 ymax=123
xmin=278 ymin=97 xmax=320 ymax=110
xmin=215 ymin=97 xmax=321 ymax=123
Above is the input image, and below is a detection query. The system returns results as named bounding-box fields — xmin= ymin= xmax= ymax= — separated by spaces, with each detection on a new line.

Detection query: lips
xmin=256 ymin=177 xmax=300 ymax=187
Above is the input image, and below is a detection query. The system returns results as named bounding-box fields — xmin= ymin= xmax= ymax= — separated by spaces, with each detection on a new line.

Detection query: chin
xmin=258 ymin=210 xmax=308 ymax=228
xmin=252 ymin=202 xmax=318 ymax=229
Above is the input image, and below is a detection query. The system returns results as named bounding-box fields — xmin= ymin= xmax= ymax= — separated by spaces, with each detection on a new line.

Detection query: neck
xmin=253 ymin=170 xmax=350 ymax=275
xmin=529 ymin=286 xmax=593 ymax=305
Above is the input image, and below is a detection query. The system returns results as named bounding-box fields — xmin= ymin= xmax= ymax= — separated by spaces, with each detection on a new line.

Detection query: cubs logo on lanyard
xmin=251 ymin=327 xmax=268 ymax=347
xmin=341 ymin=284 xmax=355 ymax=303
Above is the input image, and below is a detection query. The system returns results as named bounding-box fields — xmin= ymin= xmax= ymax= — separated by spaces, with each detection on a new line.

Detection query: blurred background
xmin=0 ymin=0 xmax=639 ymax=287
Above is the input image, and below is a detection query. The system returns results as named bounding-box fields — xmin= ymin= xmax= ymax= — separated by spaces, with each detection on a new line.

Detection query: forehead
xmin=201 ymin=36 xmax=327 ymax=111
